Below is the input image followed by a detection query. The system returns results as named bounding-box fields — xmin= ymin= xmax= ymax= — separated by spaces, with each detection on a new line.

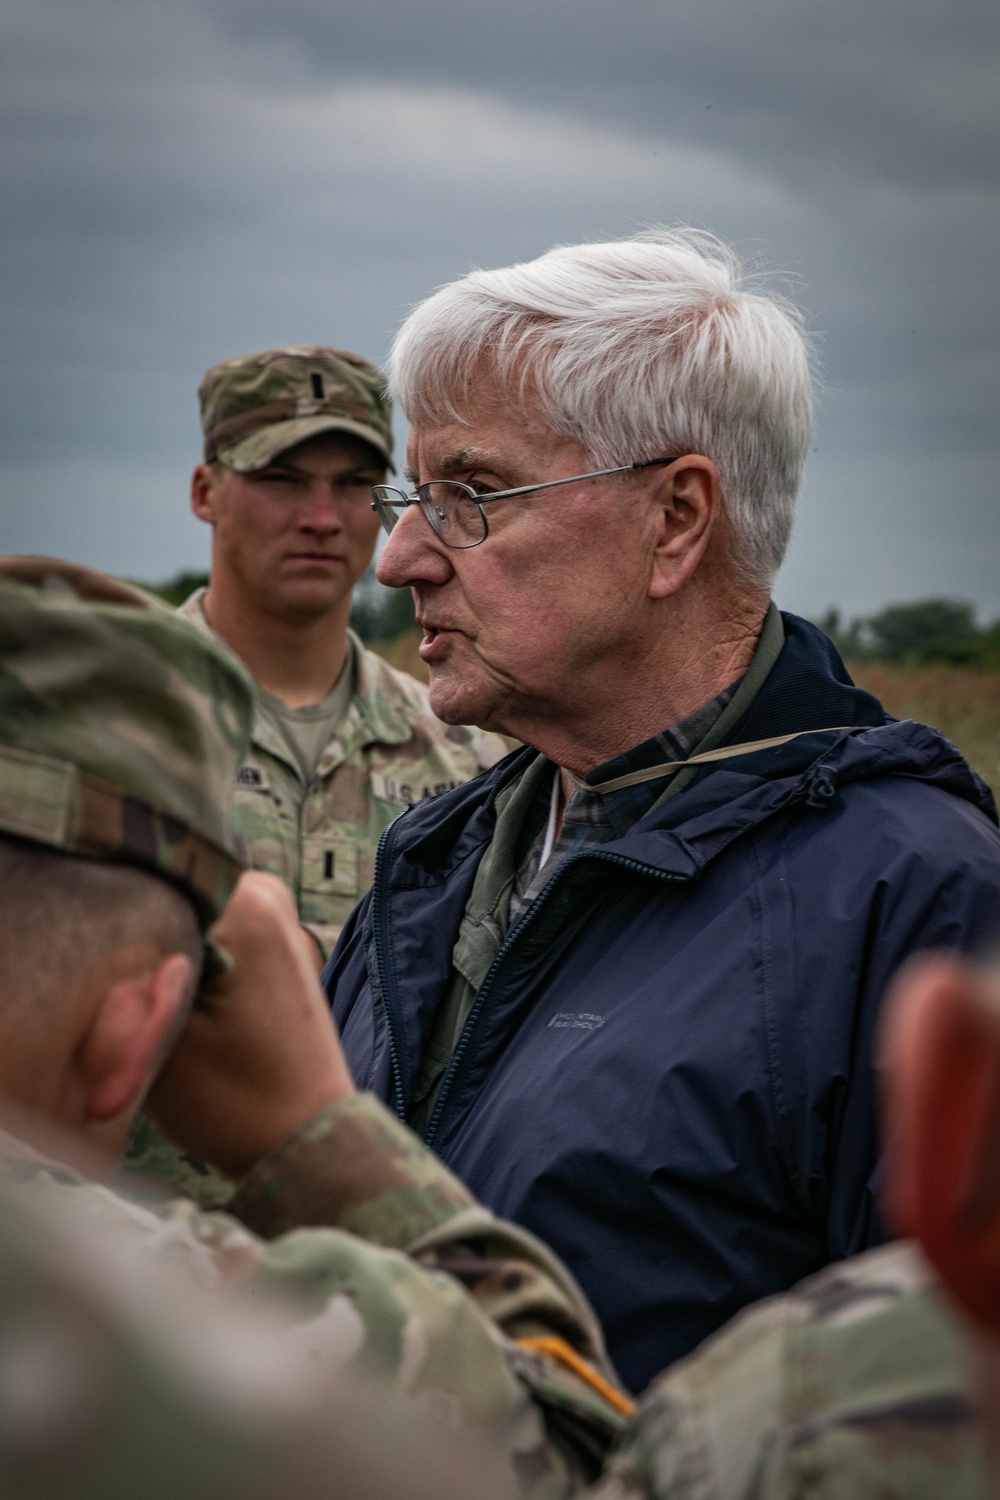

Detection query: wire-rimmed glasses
xmin=371 ymin=457 xmax=680 ymax=550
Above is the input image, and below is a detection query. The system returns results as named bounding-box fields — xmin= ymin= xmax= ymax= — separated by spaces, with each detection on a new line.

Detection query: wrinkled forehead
xmin=404 ymin=373 xmax=580 ymax=483
xmin=402 ymin=440 xmax=509 ymax=486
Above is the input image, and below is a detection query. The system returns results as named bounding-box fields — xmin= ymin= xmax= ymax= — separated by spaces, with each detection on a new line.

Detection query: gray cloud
xmin=0 ymin=0 xmax=997 ymax=617
xmin=207 ymin=0 xmax=1000 ymax=193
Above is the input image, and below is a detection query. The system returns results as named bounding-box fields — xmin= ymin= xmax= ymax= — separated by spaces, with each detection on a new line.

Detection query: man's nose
xmin=298 ymin=480 xmax=344 ymax=531
xmin=376 ymin=505 xmax=451 ymax=588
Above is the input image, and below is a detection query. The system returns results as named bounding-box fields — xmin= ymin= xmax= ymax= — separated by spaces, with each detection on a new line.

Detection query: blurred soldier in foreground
xmin=187 ymin=346 xmax=503 ymax=961
xmin=0 ymin=555 xmax=626 ymax=1498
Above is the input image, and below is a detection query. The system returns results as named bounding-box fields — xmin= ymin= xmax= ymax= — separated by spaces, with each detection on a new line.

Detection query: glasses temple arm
xmin=478 ymin=458 xmax=679 ymax=505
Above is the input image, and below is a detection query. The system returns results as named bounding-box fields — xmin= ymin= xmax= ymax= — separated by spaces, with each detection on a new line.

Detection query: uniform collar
xmin=181 ymin=591 xmax=411 ymax=765
xmin=179 ymin=589 xmax=293 ymax=768
xmin=349 ymin=631 xmax=419 ymax=747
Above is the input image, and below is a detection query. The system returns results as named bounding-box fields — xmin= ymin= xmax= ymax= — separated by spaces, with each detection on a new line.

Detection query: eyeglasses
xmin=371 ymin=457 xmax=680 ymax=549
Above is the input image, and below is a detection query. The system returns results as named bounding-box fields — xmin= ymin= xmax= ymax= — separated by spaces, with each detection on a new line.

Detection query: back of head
xmin=0 ymin=838 xmax=202 ymax=1031
xmin=389 ymin=229 xmax=815 ymax=589
xmin=0 ymin=555 xmax=254 ymax=1131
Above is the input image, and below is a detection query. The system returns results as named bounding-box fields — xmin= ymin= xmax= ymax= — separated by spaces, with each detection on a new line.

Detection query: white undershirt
xmin=539 ymin=766 xmax=562 ymax=870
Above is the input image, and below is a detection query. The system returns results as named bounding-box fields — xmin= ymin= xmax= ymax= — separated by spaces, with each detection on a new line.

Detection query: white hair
xmin=388 ymin=229 xmax=816 ymax=588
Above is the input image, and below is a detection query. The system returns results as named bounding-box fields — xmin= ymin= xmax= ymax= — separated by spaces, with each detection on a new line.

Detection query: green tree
xmin=858 ymin=600 xmax=981 ymax=665
xmin=814 ymin=598 xmax=1000 ymax=669
xmin=135 ymin=572 xmax=209 ymax=607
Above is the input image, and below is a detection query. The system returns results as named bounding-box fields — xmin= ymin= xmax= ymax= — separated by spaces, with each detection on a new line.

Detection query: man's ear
xmin=880 ymin=952 xmax=1000 ymax=1331
xmin=190 ymin=463 xmax=217 ymax=524
xmin=79 ymin=953 xmax=196 ymax=1127
xmin=648 ymin=456 xmax=722 ymax=600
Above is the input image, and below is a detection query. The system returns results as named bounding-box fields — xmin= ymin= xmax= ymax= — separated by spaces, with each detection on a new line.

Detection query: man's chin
xmin=426 ymin=665 xmax=507 ymax=734
xmin=426 ymin=674 xmax=472 ymax=725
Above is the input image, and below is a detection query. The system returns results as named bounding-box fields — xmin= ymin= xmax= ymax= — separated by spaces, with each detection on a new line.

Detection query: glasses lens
xmin=371 ymin=486 xmax=408 ymax=535
xmin=419 ymin=483 xmax=486 ymax=548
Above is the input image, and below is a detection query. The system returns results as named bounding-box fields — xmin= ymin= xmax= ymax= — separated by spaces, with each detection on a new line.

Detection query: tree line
xmin=816 ymin=600 xmax=1000 ymax=670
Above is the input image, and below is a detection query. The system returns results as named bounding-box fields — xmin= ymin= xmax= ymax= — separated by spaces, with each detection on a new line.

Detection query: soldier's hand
xmin=881 ymin=950 xmax=1000 ymax=1330
xmin=147 ymin=872 xmax=355 ymax=1178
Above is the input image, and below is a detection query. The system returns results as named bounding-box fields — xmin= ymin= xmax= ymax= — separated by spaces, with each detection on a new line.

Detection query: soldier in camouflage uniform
xmin=0 ymin=1148 xmax=505 ymax=1500
xmin=0 ymin=554 xmax=627 ymax=1498
xmin=132 ymin=345 xmax=504 ymax=1206
xmin=186 ymin=345 xmax=504 ymax=961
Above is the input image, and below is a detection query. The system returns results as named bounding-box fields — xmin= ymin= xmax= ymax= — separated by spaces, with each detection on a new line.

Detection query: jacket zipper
xmin=421 ymin=850 xmax=686 ymax=1150
xmin=368 ymin=750 xmax=536 ymax=1119
xmin=369 ymin=812 xmax=410 ymax=1118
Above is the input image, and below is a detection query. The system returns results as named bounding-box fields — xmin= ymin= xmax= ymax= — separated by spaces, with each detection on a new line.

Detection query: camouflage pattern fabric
xmin=125 ymin=1111 xmax=239 ymax=1210
xmin=8 ymin=1094 xmax=627 ymax=1499
xmin=591 ymin=1241 xmax=988 ymax=1500
xmin=199 ymin=345 xmax=395 ymax=472
xmin=0 ymin=1163 xmax=324 ymax=1500
xmin=0 ymin=557 xmax=252 ymax=927
xmin=180 ymin=589 xmax=506 ymax=960
xmin=0 ymin=1126 xmax=517 ymax=1500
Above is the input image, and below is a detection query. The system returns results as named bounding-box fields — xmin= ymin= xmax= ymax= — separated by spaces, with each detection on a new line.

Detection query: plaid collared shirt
xmin=508 ymin=680 xmax=741 ymax=927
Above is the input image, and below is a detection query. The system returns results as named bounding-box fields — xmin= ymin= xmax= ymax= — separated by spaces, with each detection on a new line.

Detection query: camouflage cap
xmin=0 ymin=556 xmax=254 ymax=929
xmin=199 ymin=346 xmax=394 ymax=473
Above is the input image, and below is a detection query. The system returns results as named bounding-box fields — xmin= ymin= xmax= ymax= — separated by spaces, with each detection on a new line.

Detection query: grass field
xmin=849 ymin=662 xmax=1000 ymax=799
xmin=370 ymin=633 xmax=1000 ymax=800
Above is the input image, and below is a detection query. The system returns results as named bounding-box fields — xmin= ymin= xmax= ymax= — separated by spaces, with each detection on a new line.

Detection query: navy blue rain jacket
xmin=326 ymin=615 xmax=1000 ymax=1393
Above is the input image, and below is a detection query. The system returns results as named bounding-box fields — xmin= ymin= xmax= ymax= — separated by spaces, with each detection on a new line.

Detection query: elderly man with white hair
xmin=325 ymin=230 xmax=1000 ymax=1393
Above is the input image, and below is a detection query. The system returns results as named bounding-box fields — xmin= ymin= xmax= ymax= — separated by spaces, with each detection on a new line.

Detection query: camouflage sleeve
xmin=0 ymin=1156 xmax=513 ymax=1500
xmin=229 ymin=1092 xmax=632 ymax=1481
xmin=589 ymin=1242 xmax=986 ymax=1500
xmin=19 ymin=1100 xmax=630 ymax=1498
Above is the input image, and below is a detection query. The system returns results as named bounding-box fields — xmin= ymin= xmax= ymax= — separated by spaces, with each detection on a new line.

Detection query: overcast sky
xmin=2 ymin=0 xmax=997 ymax=619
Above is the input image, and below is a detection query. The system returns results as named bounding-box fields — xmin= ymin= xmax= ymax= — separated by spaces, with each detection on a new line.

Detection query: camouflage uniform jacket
xmin=179 ymin=589 xmax=505 ymax=958
xmin=5 ymin=1094 xmax=628 ymax=1499
xmin=592 ymin=1241 xmax=988 ymax=1500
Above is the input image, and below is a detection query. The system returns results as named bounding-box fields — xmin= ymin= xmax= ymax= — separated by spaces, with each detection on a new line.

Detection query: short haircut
xmin=0 ymin=839 xmax=202 ymax=1014
xmin=389 ymin=229 xmax=816 ymax=589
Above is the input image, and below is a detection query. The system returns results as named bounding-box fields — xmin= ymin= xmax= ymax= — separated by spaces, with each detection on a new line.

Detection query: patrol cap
xmin=0 ymin=556 xmax=254 ymax=929
xmin=199 ymin=346 xmax=394 ymax=473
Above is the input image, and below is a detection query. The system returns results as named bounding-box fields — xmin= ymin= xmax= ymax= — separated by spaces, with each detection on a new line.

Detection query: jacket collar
xmin=387 ymin=610 xmax=997 ymax=888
